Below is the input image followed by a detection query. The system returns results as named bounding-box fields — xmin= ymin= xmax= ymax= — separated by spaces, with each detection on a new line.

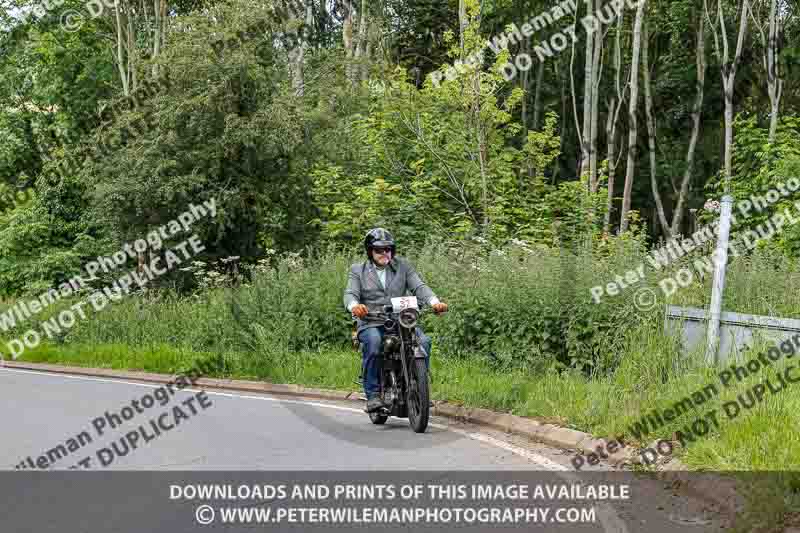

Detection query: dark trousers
xmin=358 ymin=326 xmax=431 ymax=399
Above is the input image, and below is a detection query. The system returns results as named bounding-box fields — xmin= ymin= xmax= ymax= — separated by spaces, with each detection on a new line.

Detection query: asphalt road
xmin=0 ymin=367 xmax=733 ymax=532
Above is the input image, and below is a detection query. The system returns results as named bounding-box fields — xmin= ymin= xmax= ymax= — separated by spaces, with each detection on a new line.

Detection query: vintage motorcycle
xmin=353 ymin=297 xmax=431 ymax=433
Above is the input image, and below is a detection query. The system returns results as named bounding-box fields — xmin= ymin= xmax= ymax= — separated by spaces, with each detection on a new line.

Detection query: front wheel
xmin=407 ymin=359 xmax=430 ymax=433
xmin=369 ymin=411 xmax=388 ymax=424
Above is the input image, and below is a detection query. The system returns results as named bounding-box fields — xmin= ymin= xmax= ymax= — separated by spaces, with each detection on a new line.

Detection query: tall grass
xmin=4 ymin=239 xmax=800 ymax=474
xmin=5 ymin=239 xmax=798 ymax=532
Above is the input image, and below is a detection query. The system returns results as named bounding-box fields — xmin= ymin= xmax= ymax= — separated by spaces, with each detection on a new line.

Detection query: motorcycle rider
xmin=344 ymin=228 xmax=448 ymax=413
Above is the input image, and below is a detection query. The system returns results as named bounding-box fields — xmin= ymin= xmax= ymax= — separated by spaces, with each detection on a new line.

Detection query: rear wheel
xmin=407 ymin=359 xmax=430 ymax=433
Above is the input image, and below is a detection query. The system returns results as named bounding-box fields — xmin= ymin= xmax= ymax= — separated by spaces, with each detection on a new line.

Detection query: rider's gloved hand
xmin=352 ymin=304 xmax=369 ymax=319
xmin=432 ymin=302 xmax=448 ymax=314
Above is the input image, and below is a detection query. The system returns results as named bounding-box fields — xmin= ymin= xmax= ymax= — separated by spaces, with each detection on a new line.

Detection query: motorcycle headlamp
xmin=398 ymin=308 xmax=419 ymax=329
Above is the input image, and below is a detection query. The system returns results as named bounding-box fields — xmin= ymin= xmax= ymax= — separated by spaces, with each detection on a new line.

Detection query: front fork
xmin=387 ymin=369 xmax=400 ymax=405
xmin=381 ymin=330 xmax=426 ymax=406
xmin=400 ymin=329 xmax=428 ymax=394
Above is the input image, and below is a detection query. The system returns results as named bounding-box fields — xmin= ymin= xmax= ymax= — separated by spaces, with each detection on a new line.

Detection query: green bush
xmin=37 ymin=237 xmax=650 ymax=375
xmin=12 ymin=228 xmax=800 ymax=379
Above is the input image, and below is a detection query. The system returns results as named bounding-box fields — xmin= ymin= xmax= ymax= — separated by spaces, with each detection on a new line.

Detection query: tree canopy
xmin=1 ymin=0 xmax=799 ymax=295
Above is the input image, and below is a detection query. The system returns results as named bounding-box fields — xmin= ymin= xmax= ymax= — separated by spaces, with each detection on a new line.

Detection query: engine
xmin=382 ymin=335 xmax=401 ymax=355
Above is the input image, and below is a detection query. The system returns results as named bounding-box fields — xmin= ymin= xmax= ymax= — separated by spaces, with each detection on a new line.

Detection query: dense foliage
xmin=2 ymin=0 xmax=800 ymax=358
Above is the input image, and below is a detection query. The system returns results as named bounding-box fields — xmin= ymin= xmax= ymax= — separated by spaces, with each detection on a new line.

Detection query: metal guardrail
xmin=665 ymin=304 xmax=800 ymax=365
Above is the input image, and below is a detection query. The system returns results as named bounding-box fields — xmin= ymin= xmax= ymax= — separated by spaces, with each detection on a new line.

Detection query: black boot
xmin=366 ymin=397 xmax=384 ymax=413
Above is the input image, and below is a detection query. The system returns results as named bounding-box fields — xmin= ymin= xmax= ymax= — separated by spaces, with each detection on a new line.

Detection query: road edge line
xmin=2 ymin=359 xmax=742 ymax=514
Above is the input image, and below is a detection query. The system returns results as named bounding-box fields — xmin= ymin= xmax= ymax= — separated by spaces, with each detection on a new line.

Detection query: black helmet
xmin=364 ymin=227 xmax=396 ymax=257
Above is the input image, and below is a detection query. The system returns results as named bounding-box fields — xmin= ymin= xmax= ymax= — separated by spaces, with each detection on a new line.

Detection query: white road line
xmin=0 ymin=367 xmax=564 ymax=469
xmin=1 ymin=367 xmax=627 ymax=532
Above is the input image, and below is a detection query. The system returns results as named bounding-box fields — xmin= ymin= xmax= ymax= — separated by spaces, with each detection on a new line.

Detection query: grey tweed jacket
xmin=343 ymin=257 xmax=439 ymax=332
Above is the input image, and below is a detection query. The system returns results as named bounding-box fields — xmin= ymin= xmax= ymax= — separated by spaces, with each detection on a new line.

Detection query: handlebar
xmin=364 ymin=308 xmax=427 ymax=321
xmin=350 ymin=304 xmax=447 ymax=321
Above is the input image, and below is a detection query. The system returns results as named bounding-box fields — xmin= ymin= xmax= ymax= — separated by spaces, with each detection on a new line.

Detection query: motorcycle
xmin=354 ymin=296 xmax=432 ymax=433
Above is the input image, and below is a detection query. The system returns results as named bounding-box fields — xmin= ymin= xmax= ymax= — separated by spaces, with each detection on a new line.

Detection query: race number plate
xmin=391 ymin=296 xmax=418 ymax=312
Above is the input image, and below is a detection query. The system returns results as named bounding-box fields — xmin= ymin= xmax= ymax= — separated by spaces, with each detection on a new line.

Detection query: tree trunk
xmin=605 ymin=106 xmax=617 ymax=234
xmin=458 ymin=0 xmax=469 ymax=97
xmin=343 ymin=0 xmax=354 ymax=56
xmin=288 ymin=0 xmax=313 ymax=95
xmin=604 ymin=9 xmax=625 ymax=234
xmin=533 ymin=60 xmax=545 ymax=130
xmin=619 ymin=0 xmax=646 ymax=234
xmin=521 ymin=35 xmax=530 ymax=132
xmin=459 ymin=0 xmax=467 ymax=58
xmin=712 ymin=0 xmax=749 ymax=192
xmin=643 ymin=20 xmax=670 ymax=238
xmin=151 ymin=0 xmax=166 ymax=78
xmin=362 ymin=3 xmax=373 ymax=82
xmin=521 ymin=34 xmax=531 ymax=184
xmin=588 ymin=18 xmax=602 ymax=194
xmin=478 ymin=112 xmax=488 ymax=233
xmin=114 ymin=5 xmax=130 ymax=97
xmin=579 ymin=0 xmax=595 ymax=182
xmin=128 ymin=11 xmax=136 ymax=92
xmin=442 ymin=0 xmax=487 ymax=226
xmin=354 ymin=0 xmax=368 ymax=59
xmin=569 ymin=13 xmax=582 ymax=177
xmin=347 ymin=0 xmax=369 ymax=83
xmin=671 ymin=15 xmax=706 ymax=236
xmin=342 ymin=0 xmax=354 ymax=80
xmin=560 ymin=58 xmax=568 ymax=185
xmin=766 ymin=0 xmax=782 ymax=143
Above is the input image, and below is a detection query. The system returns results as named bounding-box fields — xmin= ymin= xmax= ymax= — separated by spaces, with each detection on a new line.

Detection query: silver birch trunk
xmin=619 ymin=0 xmax=646 ymax=233
xmin=766 ymin=0 xmax=782 ymax=142
xmin=589 ymin=20 xmax=602 ymax=193
xmin=671 ymin=16 xmax=706 ymax=236
xmin=533 ymin=60 xmax=545 ymax=130
xmin=343 ymin=0 xmax=354 ymax=56
xmin=604 ymin=9 xmax=625 ymax=234
xmin=288 ymin=0 xmax=313 ymax=95
xmin=114 ymin=6 xmax=130 ymax=97
xmin=152 ymin=0 xmax=161 ymax=78
xmin=569 ymin=12 xmax=583 ymax=172
xmin=580 ymin=0 xmax=594 ymax=182
xmin=643 ymin=20 xmax=670 ymax=237
xmin=469 ymin=4 xmax=488 ymax=231
xmin=703 ymin=0 xmax=749 ymax=193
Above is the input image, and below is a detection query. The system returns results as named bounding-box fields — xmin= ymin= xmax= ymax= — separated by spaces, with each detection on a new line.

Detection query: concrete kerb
xmin=1 ymin=360 xmax=741 ymax=513
xmin=0 ymin=360 xmax=354 ymax=403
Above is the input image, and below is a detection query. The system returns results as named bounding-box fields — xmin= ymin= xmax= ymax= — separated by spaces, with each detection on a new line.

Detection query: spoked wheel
xmin=369 ymin=410 xmax=389 ymax=424
xmin=406 ymin=359 xmax=430 ymax=433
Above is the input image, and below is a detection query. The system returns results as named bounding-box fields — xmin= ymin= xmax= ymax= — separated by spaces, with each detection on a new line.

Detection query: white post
xmin=705 ymin=195 xmax=733 ymax=365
